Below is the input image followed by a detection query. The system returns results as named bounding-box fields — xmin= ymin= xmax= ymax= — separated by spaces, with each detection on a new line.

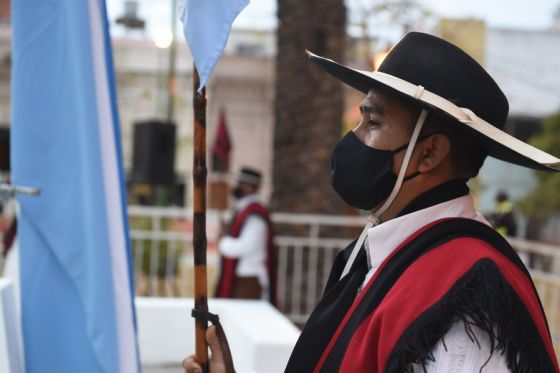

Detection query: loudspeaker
xmin=131 ymin=120 xmax=176 ymax=184
xmin=0 ymin=127 xmax=9 ymax=172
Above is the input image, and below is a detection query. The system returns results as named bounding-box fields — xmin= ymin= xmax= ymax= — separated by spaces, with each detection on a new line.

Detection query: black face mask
xmin=231 ymin=186 xmax=245 ymax=200
xmin=330 ymin=131 xmax=425 ymax=211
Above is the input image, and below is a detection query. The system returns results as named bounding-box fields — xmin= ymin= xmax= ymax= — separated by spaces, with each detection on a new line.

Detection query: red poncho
xmin=286 ymin=218 xmax=559 ymax=373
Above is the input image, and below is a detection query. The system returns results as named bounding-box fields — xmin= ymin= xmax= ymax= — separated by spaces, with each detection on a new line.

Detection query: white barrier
xmin=136 ymin=297 xmax=300 ymax=373
xmin=0 ymin=279 xmax=24 ymax=373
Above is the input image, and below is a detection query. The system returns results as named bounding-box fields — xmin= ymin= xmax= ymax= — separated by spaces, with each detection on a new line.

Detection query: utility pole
xmin=167 ymin=0 xmax=178 ymax=122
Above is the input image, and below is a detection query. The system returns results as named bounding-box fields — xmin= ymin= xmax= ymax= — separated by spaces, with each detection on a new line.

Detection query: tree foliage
xmin=518 ymin=111 xmax=560 ymax=221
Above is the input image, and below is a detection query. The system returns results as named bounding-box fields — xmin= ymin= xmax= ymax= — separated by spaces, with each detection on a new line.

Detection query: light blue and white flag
xmin=11 ymin=1 xmax=139 ymax=372
xmin=180 ymin=0 xmax=250 ymax=90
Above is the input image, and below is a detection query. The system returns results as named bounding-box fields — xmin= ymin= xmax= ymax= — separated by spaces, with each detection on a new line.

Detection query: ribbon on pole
xmin=180 ymin=0 xmax=249 ymax=91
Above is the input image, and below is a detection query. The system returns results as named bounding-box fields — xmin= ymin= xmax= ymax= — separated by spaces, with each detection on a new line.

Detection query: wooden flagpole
xmin=192 ymin=65 xmax=209 ymax=371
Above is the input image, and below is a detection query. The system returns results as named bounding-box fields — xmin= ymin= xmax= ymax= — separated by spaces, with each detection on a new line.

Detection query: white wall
xmin=136 ymin=297 xmax=300 ymax=373
xmin=0 ymin=279 xmax=24 ymax=373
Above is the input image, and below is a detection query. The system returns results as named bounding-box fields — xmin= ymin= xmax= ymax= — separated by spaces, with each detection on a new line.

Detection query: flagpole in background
xmin=192 ymin=65 xmax=209 ymax=370
xmin=167 ymin=0 xmax=178 ymax=122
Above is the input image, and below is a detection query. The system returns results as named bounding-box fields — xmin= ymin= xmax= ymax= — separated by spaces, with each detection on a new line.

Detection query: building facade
xmin=1 ymin=18 xmax=559 ymax=223
xmin=111 ymin=29 xmax=275 ymax=206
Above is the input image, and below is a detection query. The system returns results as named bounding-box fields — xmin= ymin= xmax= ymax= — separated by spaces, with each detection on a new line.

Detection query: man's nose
xmin=352 ymin=124 xmax=369 ymax=144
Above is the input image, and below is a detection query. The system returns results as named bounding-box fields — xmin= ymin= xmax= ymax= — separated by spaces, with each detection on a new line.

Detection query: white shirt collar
xmin=366 ymin=194 xmax=489 ymax=270
xmin=235 ymin=194 xmax=262 ymax=211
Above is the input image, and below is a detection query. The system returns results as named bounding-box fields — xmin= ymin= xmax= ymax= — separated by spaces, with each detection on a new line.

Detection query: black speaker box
xmin=0 ymin=127 xmax=9 ymax=172
xmin=131 ymin=120 xmax=176 ymax=184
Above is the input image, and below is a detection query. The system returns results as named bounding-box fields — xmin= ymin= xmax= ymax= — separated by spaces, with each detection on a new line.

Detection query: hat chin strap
xmin=371 ymin=109 xmax=428 ymax=224
xmin=339 ymin=109 xmax=428 ymax=280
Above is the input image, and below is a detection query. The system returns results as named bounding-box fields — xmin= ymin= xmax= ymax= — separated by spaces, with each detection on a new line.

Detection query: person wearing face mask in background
xmin=184 ymin=33 xmax=560 ymax=373
xmin=214 ymin=167 xmax=277 ymax=306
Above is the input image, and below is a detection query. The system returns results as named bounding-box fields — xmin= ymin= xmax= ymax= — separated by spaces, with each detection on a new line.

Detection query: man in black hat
xmin=214 ymin=167 xmax=277 ymax=305
xmin=184 ymin=32 xmax=559 ymax=373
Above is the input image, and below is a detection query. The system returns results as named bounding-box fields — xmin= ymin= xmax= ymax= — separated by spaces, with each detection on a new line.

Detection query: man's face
xmin=352 ymin=89 xmax=419 ymax=173
xmin=232 ymin=181 xmax=258 ymax=198
xmin=353 ymin=89 xmax=419 ymax=150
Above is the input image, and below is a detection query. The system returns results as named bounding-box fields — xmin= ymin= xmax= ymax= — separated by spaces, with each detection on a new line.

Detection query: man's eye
xmin=368 ymin=121 xmax=379 ymax=127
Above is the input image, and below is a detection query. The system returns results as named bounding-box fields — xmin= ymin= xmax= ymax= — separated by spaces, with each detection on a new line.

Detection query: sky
xmin=419 ymin=0 xmax=558 ymax=30
xmin=107 ymin=0 xmax=560 ymax=41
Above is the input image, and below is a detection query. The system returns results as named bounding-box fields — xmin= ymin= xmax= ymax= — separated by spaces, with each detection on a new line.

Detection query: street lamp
xmin=151 ymin=0 xmax=178 ymax=123
xmin=153 ymin=27 xmax=173 ymax=49
xmin=116 ymin=0 xmax=145 ymax=30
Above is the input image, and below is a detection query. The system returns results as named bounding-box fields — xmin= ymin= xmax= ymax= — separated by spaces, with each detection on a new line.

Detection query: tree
xmin=347 ymin=0 xmax=430 ymax=37
xmin=272 ymin=0 xmax=347 ymax=214
xmin=271 ymin=0 xmax=431 ymax=216
xmin=518 ymin=111 xmax=560 ymax=236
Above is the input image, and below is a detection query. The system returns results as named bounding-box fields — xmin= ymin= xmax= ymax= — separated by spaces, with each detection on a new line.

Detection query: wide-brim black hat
xmin=307 ymin=32 xmax=560 ymax=171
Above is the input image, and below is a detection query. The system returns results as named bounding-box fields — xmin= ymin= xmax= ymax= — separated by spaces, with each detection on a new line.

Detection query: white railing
xmin=128 ymin=206 xmax=194 ymax=297
xmin=271 ymin=213 xmax=364 ymax=324
xmin=125 ymin=206 xmax=560 ymax=355
xmin=507 ymin=236 xmax=560 ymax=354
xmin=1 ymin=206 xmax=558 ymax=356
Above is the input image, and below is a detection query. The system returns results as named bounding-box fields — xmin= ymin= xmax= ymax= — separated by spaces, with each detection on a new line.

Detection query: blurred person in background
xmin=214 ymin=167 xmax=277 ymax=305
xmin=488 ymin=190 xmax=518 ymax=236
xmin=185 ymin=33 xmax=559 ymax=373
xmin=1 ymin=194 xmax=20 ymax=308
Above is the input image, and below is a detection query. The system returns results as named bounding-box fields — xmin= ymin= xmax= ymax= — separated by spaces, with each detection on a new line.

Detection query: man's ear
xmin=417 ymin=134 xmax=451 ymax=173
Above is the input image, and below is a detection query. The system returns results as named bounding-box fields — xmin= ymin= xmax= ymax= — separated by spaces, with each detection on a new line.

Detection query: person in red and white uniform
xmin=215 ymin=168 xmax=277 ymax=305
xmin=184 ymin=33 xmax=560 ymax=373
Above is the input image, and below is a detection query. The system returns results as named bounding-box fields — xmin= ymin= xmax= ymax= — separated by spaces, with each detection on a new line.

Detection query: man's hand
xmin=182 ymin=326 xmax=227 ymax=373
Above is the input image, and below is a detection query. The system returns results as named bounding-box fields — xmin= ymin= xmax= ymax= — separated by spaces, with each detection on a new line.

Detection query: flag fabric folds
xmin=180 ymin=0 xmax=250 ymax=90
xmin=12 ymin=1 xmax=138 ymax=372
xmin=211 ymin=109 xmax=232 ymax=172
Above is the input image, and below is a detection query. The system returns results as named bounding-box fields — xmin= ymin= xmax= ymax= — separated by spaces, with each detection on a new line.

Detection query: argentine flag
xmin=11 ymin=1 xmax=139 ymax=372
